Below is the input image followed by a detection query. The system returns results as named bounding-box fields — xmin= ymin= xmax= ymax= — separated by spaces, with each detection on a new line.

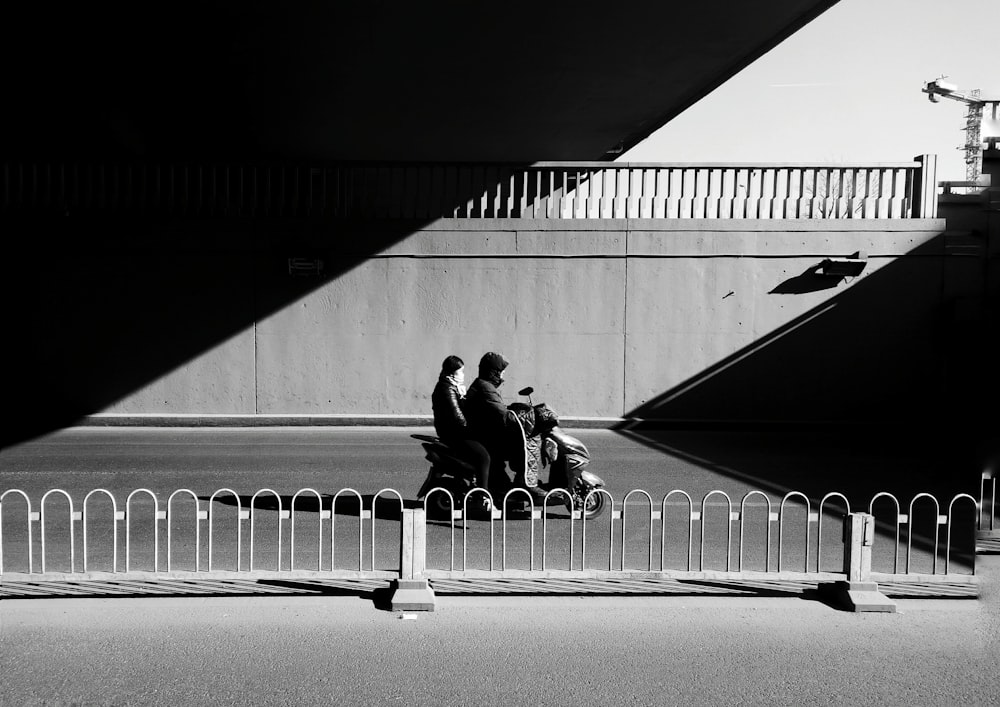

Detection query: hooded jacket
xmin=465 ymin=352 xmax=510 ymax=448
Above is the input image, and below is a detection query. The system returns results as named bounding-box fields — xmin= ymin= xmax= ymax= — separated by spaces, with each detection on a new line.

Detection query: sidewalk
xmin=2 ymin=558 xmax=997 ymax=707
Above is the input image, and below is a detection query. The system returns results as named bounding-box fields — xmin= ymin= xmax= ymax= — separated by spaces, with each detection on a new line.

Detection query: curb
xmin=79 ymin=414 xmax=624 ymax=430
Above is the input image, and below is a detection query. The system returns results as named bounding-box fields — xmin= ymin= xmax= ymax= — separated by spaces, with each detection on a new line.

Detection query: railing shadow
xmin=203 ymin=493 xmax=420 ymax=520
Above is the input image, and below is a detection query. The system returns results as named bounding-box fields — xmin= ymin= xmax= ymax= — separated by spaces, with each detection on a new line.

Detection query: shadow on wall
xmin=615 ymin=230 xmax=998 ymax=511
xmin=0 ymin=215 xmax=428 ymax=448
xmin=0 ymin=164 xmax=567 ymax=448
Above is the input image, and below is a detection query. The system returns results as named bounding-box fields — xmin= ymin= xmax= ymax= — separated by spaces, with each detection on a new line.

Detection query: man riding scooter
xmin=465 ymin=352 xmax=547 ymax=504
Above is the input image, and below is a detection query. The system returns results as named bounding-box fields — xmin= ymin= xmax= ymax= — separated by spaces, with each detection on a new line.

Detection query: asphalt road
xmin=0 ymin=427 xmax=981 ymax=576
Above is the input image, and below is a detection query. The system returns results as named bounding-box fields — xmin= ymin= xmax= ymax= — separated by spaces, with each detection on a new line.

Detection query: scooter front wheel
xmin=581 ymin=490 xmax=607 ymax=520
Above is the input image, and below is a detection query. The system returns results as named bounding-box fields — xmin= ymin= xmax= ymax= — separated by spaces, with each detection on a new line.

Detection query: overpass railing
xmin=1 ymin=486 xmax=977 ymax=586
xmin=1 ymin=157 xmax=938 ymax=220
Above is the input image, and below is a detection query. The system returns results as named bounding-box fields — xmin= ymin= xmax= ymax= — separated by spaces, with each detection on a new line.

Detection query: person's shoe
xmin=523 ymin=486 xmax=549 ymax=505
xmin=467 ymin=492 xmax=493 ymax=516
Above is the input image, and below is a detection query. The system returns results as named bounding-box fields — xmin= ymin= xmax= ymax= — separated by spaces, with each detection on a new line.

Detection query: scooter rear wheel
xmin=425 ymin=486 xmax=459 ymax=519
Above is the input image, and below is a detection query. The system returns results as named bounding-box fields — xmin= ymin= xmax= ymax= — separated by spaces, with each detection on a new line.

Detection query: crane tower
xmin=922 ymin=78 xmax=993 ymax=183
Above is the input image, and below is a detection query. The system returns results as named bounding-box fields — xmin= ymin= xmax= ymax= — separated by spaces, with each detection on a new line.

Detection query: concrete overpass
xmin=4 ymin=0 xmax=839 ymax=162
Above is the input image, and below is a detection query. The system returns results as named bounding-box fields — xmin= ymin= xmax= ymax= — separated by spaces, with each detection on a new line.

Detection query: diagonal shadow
xmin=615 ymin=231 xmax=996 ymax=566
xmin=1 ymin=163 xmax=575 ymax=448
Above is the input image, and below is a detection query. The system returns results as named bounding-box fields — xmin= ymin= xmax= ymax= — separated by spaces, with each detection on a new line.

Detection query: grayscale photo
xmin=1 ymin=0 xmax=997 ymax=704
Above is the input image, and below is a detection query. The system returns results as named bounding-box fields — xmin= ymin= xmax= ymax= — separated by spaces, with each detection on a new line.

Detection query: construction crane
xmin=922 ymin=77 xmax=991 ymax=183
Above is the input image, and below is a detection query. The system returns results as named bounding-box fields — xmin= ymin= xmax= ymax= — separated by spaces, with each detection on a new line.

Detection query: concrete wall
xmin=101 ymin=218 xmax=956 ymax=424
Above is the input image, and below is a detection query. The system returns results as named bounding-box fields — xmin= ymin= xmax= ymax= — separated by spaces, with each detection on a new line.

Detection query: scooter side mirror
xmin=518 ymin=387 xmax=534 ymax=396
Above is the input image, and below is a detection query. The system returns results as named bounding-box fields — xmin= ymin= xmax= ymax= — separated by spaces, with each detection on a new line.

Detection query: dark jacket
xmin=432 ymin=377 xmax=467 ymax=442
xmin=465 ymin=377 xmax=509 ymax=451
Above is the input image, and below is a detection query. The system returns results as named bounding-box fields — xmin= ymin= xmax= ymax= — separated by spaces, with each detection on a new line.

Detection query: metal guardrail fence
xmin=418 ymin=487 xmax=977 ymax=579
xmin=981 ymin=470 xmax=997 ymax=536
xmin=0 ymin=486 xmax=978 ymax=583
xmin=1 ymin=157 xmax=938 ymax=220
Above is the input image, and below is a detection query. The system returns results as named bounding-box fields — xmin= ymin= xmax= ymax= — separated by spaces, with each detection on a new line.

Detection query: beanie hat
xmin=478 ymin=352 xmax=509 ymax=385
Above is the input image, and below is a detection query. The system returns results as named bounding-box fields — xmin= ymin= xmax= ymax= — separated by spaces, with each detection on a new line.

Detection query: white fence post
xmin=389 ymin=507 xmax=435 ymax=612
xmin=844 ymin=512 xmax=874 ymax=583
xmin=822 ymin=512 xmax=896 ymax=612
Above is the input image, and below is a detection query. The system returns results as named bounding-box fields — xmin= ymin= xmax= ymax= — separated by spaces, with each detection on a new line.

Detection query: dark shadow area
xmin=1 ymin=161 xmax=580 ymax=448
xmin=768 ymin=263 xmax=845 ymax=294
xmin=0 ymin=578 xmax=391 ymax=602
xmin=1 ymin=1 xmax=839 ymax=163
xmin=203 ymin=493 xmax=421 ymax=519
xmin=617 ymin=230 xmax=999 ymax=558
xmin=0 ymin=213 xmax=432 ymax=447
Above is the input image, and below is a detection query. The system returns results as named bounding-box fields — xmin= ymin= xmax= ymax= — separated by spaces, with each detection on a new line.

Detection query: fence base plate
xmin=389 ymin=579 xmax=436 ymax=612
xmin=820 ymin=581 xmax=896 ymax=613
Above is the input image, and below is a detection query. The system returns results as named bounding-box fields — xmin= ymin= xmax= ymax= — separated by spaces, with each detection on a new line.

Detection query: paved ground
xmin=1 ymin=555 xmax=997 ymax=706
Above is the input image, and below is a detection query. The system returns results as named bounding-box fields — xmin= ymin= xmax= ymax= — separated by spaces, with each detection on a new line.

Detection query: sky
xmin=621 ymin=0 xmax=999 ymax=182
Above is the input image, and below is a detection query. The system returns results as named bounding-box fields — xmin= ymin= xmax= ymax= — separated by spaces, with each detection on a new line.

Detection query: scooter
xmin=414 ymin=386 xmax=607 ymax=519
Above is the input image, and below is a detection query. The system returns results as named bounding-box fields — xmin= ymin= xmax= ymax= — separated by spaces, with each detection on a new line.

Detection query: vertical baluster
xmin=832 ymin=168 xmax=841 ymax=219
xmin=738 ymin=167 xmax=748 ymax=219
xmin=607 ymin=168 xmax=616 ymax=218
xmin=555 ymin=169 xmax=564 ymax=219
xmin=708 ymin=167 xmax=720 ymax=219
xmin=823 ymin=168 xmax=832 ymax=218
xmin=769 ymin=168 xmax=779 ymax=219
xmin=781 ymin=168 xmax=790 ymax=218
xmin=497 ymin=166 xmax=507 ymax=218
xmin=591 ymin=167 xmax=600 ymax=218
xmin=859 ymin=167 xmax=869 ymax=218
xmin=713 ymin=167 xmax=730 ymax=219
xmin=490 ymin=165 xmax=500 ymax=218
xmin=694 ymin=167 xmax=702 ymax=219
xmin=618 ymin=167 xmax=627 ymax=219
xmin=642 ymin=168 xmax=650 ymax=218
xmin=533 ymin=168 xmax=541 ymax=218
xmin=808 ymin=168 xmax=817 ymax=219
xmin=660 ymin=168 xmax=670 ymax=219
xmin=677 ymin=168 xmax=687 ymax=218
xmin=651 ymin=168 xmax=661 ymax=218
xmin=795 ymin=167 xmax=804 ymax=219
xmin=702 ymin=168 xmax=712 ymax=219
xmin=515 ymin=167 xmax=525 ymax=218
xmin=633 ymin=168 xmax=641 ymax=218
xmin=879 ymin=168 xmax=889 ymax=218
xmin=583 ymin=169 xmax=592 ymax=218
xmin=892 ymin=167 xmax=903 ymax=219
xmin=539 ymin=168 xmax=548 ymax=219
xmin=505 ymin=168 xmax=514 ymax=218
xmin=622 ymin=168 xmax=630 ymax=218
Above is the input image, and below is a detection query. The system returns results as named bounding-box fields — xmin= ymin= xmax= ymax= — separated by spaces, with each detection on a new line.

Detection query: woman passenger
xmin=432 ymin=355 xmax=492 ymax=510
